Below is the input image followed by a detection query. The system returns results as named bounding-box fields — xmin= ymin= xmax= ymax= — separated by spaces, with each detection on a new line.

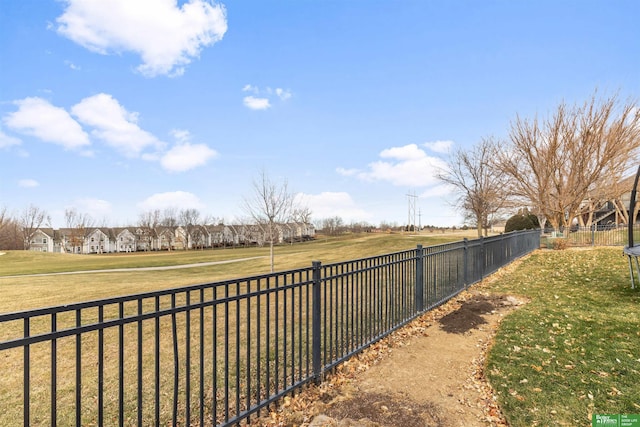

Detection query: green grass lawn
xmin=485 ymin=247 xmax=640 ymax=427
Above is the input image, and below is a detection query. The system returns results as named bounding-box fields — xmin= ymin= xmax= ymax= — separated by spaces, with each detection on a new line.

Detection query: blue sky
xmin=1 ymin=1 xmax=639 ymax=228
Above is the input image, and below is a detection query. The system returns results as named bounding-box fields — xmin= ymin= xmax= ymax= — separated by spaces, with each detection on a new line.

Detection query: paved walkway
xmin=0 ymin=256 xmax=266 ymax=278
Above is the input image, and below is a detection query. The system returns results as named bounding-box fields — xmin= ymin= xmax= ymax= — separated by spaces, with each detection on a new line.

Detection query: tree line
xmin=438 ymin=90 xmax=640 ymax=237
xmin=0 ymin=170 xmax=425 ymax=253
xmin=0 ymin=169 xmax=417 ymax=270
xmin=0 ymin=204 xmax=441 ymax=252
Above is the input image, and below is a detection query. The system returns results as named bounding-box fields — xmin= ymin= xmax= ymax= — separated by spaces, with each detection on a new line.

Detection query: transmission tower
xmin=406 ymin=191 xmax=418 ymax=232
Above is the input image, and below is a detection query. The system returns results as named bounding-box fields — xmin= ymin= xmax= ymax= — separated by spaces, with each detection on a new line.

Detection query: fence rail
xmin=542 ymin=224 xmax=640 ymax=247
xmin=0 ymin=230 xmax=540 ymax=426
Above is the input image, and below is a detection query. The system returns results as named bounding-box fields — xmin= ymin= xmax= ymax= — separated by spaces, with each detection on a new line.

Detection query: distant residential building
xmin=83 ymin=228 xmax=109 ymax=254
xmin=27 ymin=222 xmax=315 ymax=254
xmin=113 ymin=228 xmax=136 ymax=253
xmin=29 ymin=228 xmax=55 ymax=252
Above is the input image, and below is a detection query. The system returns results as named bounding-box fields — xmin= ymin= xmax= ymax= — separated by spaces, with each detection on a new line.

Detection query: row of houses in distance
xmin=28 ymin=222 xmax=315 ymax=254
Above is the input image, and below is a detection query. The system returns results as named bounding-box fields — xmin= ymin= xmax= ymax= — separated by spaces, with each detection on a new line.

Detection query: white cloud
xmin=296 ymin=192 xmax=372 ymax=222
xmin=72 ymin=198 xmax=113 ymax=219
xmin=242 ymin=85 xmax=292 ymax=109
xmin=138 ymin=191 xmax=204 ymax=211
xmin=72 ymin=93 xmax=165 ymax=158
xmin=56 ymin=0 xmax=227 ymax=77
xmin=419 ymin=183 xmax=454 ymax=198
xmin=423 ymin=140 xmax=453 ymax=154
xmin=160 ymin=129 xmax=218 ymax=172
xmin=3 ymin=97 xmax=90 ymax=150
xmin=3 ymin=94 xmax=213 ymax=173
xmin=275 ymin=88 xmax=292 ymax=100
xmin=336 ymin=167 xmax=359 ymax=176
xmin=161 ymin=142 xmax=218 ymax=172
xmin=341 ymin=143 xmax=448 ymax=187
xmin=170 ymin=128 xmax=191 ymax=143
xmin=243 ymin=96 xmax=271 ymax=110
xmin=380 ymin=143 xmax=427 ymax=161
xmin=65 ymin=60 xmax=81 ymax=70
xmin=0 ymin=128 xmax=22 ymax=149
xmin=18 ymin=179 xmax=39 ymax=188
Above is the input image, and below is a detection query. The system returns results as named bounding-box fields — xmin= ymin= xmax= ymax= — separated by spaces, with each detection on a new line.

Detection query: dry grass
xmin=0 ymin=230 xmax=480 ymax=313
xmin=0 ymin=231 xmax=481 ymax=426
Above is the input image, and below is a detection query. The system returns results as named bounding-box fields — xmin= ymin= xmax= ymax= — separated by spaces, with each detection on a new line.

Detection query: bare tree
xmin=0 ymin=206 xmax=8 ymax=237
xmin=291 ymin=206 xmax=313 ymax=242
xmin=243 ymin=171 xmax=295 ymax=272
xmin=64 ymin=208 xmax=95 ymax=253
xmin=347 ymin=220 xmax=373 ymax=233
xmin=179 ymin=208 xmax=201 ymax=249
xmin=437 ymin=137 xmax=509 ymax=237
xmin=0 ymin=218 xmax=22 ymax=249
xmin=320 ymin=216 xmax=345 ymax=235
xmin=161 ymin=208 xmax=179 ymax=250
xmin=292 ymin=206 xmax=312 ymax=225
xmin=378 ymin=220 xmax=399 ymax=232
xmin=192 ymin=213 xmax=214 ymax=250
xmin=19 ymin=204 xmax=50 ymax=250
xmin=0 ymin=207 xmax=22 ymax=250
xmin=497 ymin=91 xmax=640 ymax=231
xmin=161 ymin=208 xmax=178 ymax=227
xmin=138 ymin=209 xmax=162 ymax=251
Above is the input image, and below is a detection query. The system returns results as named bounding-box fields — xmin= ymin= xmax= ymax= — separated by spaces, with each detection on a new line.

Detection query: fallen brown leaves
xmin=249 ymin=283 xmax=519 ymax=427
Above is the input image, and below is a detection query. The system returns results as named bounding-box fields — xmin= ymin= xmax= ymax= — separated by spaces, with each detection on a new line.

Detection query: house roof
xmin=34 ymin=228 xmax=55 ymax=237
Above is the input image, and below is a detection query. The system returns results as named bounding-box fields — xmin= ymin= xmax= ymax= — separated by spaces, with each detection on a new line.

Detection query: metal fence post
xmin=415 ymin=245 xmax=424 ymax=312
xmin=480 ymin=236 xmax=485 ymax=282
xmin=501 ymin=232 xmax=507 ymax=264
xmin=463 ymin=238 xmax=469 ymax=288
xmin=311 ymin=261 xmax=322 ymax=384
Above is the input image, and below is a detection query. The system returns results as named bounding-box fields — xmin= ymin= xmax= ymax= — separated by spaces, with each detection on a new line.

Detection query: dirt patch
xmin=323 ymin=391 xmax=445 ymax=427
xmin=257 ymin=290 xmax=526 ymax=427
xmin=439 ymin=299 xmax=490 ymax=333
xmin=321 ymin=294 xmax=521 ymax=426
xmin=439 ymin=295 xmax=518 ymax=334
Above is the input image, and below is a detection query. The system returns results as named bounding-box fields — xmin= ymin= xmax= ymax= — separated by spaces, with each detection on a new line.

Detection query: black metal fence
xmin=0 ymin=230 xmax=540 ymax=426
xmin=542 ymin=224 xmax=639 ymax=247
